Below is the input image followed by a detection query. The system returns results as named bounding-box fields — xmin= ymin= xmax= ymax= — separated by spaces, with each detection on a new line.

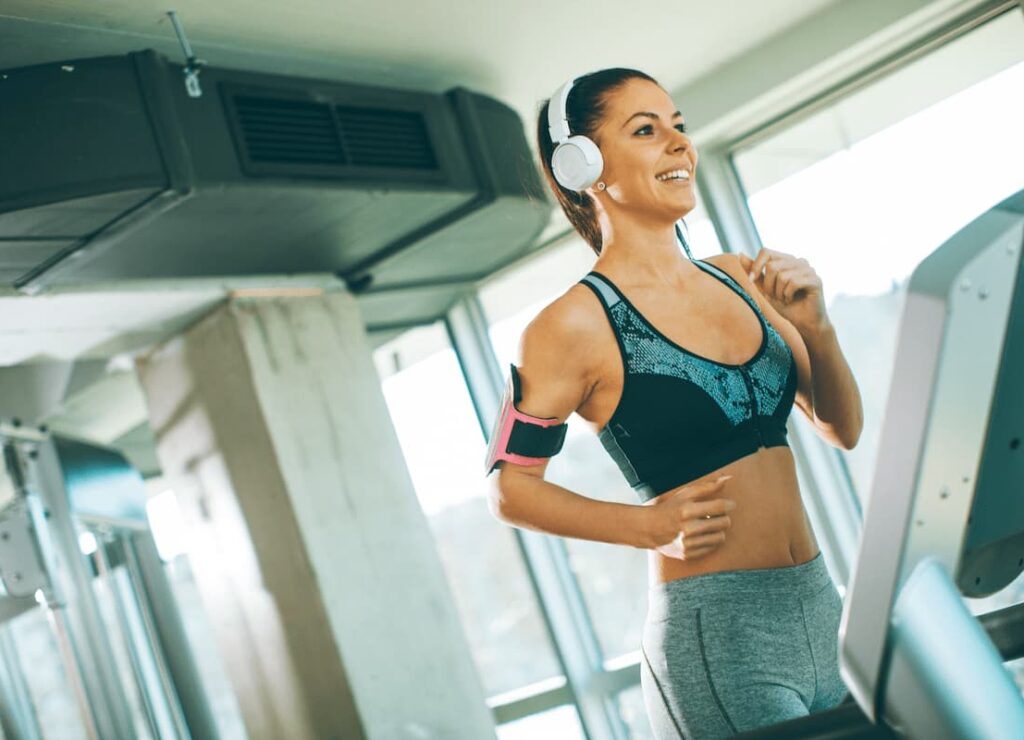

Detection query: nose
xmin=671 ymin=128 xmax=691 ymax=149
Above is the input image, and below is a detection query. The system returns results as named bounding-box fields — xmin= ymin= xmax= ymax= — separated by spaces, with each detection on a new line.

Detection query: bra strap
xmin=693 ymin=260 xmax=766 ymax=321
xmin=579 ymin=273 xmax=621 ymax=309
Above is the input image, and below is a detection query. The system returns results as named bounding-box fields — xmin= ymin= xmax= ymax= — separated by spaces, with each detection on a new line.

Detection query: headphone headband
xmin=547 ymin=79 xmax=575 ymax=144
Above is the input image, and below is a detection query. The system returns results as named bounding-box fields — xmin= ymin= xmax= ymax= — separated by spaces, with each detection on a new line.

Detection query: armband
xmin=484 ymin=364 xmax=569 ymax=475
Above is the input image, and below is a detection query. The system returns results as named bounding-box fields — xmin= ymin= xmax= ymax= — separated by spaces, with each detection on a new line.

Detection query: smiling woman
xmin=484 ymin=68 xmax=862 ymax=738
xmin=535 ymin=69 xmax=702 ymax=258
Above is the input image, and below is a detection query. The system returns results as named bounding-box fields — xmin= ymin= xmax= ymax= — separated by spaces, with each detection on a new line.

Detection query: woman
xmin=487 ymin=68 xmax=863 ymax=738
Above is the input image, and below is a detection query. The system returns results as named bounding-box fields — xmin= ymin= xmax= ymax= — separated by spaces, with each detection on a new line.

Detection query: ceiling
xmin=0 ymin=0 xmax=840 ymax=136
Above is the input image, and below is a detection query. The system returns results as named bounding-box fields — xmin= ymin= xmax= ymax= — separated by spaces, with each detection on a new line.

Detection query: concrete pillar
xmin=136 ymin=291 xmax=495 ymax=740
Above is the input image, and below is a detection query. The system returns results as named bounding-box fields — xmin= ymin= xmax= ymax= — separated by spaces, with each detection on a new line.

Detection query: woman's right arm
xmin=487 ymin=296 xmax=653 ymax=548
xmin=486 ymin=294 xmax=735 ymax=560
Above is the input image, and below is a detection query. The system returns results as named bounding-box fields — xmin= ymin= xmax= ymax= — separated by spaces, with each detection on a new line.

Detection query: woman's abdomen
xmin=649 ymin=446 xmax=819 ymax=584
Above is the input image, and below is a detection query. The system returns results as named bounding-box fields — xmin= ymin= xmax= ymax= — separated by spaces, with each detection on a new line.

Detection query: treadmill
xmin=740 ymin=188 xmax=1024 ymax=739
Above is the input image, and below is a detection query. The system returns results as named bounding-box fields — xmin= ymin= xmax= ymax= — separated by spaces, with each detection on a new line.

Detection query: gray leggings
xmin=640 ymin=552 xmax=848 ymax=738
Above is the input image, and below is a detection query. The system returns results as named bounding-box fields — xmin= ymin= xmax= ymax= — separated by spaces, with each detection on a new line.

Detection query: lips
xmin=654 ymin=166 xmax=694 ymax=183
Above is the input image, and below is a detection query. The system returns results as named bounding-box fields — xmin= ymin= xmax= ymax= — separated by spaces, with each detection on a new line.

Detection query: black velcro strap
xmin=506 ymin=419 xmax=568 ymax=458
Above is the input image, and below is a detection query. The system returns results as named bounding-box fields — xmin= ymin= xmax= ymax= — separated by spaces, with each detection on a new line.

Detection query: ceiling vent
xmin=0 ymin=50 xmax=551 ymax=332
xmin=334 ymin=105 xmax=438 ymax=170
xmin=233 ymin=95 xmax=349 ymax=166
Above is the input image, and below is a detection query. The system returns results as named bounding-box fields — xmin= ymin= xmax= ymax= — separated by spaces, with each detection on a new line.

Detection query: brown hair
xmin=536 ymin=68 xmax=659 ymax=256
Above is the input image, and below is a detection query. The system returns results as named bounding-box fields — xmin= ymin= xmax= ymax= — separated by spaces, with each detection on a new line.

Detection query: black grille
xmin=336 ymin=106 xmax=438 ymax=170
xmin=234 ymin=96 xmax=347 ymax=165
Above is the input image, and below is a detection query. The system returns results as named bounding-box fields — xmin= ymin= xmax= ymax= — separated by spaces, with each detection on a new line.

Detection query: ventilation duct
xmin=0 ymin=50 xmax=551 ymax=331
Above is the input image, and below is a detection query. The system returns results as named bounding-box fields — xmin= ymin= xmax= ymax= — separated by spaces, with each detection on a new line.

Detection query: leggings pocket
xmin=693 ymin=597 xmax=813 ymax=731
xmin=695 ymin=607 xmax=739 ymax=733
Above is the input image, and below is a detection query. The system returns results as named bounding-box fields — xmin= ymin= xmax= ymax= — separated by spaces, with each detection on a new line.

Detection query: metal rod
xmin=92 ymin=532 xmax=162 ymax=739
xmin=121 ymin=536 xmax=192 ymax=740
xmin=42 ymin=602 xmax=99 ymax=740
xmin=165 ymin=10 xmax=205 ymax=98
xmin=167 ymin=11 xmax=196 ymax=61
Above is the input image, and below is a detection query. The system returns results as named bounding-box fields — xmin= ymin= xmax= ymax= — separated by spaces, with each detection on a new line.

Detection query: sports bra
xmin=578 ymin=259 xmax=798 ymax=502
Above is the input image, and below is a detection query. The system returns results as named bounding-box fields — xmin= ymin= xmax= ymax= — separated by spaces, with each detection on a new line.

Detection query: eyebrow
xmin=621 ymin=111 xmax=684 ymax=129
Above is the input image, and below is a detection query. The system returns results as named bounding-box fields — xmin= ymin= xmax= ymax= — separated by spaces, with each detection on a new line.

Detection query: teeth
xmin=656 ymin=169 xmax=691 ymax=181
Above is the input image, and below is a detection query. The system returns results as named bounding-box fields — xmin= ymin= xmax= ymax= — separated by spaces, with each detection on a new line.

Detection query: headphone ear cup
xmin=551 ymin=135 xmax=603 ymax=192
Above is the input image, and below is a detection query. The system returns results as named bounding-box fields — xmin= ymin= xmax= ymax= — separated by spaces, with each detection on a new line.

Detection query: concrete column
xmin=136 ymin=291 xmax=495 ymax=740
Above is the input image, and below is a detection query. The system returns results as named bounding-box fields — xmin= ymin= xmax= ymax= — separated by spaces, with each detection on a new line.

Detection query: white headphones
xmin=547 ymin=78 xmax=604 ymax=192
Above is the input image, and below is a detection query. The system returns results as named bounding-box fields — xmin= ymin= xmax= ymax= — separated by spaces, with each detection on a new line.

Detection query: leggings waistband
xmin=647 ymin=553 xmax=832 ymax=618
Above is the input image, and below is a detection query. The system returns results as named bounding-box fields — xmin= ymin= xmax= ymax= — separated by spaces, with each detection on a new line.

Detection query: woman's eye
xmin=634 ymin=123 xmax=689 ymax=135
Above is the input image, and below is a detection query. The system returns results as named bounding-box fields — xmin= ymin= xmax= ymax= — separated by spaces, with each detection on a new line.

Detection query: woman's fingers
xmin=749 ymin=248 xmax=773 ymax=282
xmin=683 ymin=497 xmax=735 ymax=520
xmin=744 ymin=249 xmax=813 ymax=304
xmin=768 ymin=266 xmax=804 ymax=303
xmin=763 ymin=261 xmax=783 ymax=297
xmin=652 ymin=474 xmax=737 ymax=560
xmin=779 ymin=268 xmax=808 ymax=302
xmin=682 ymin=514 xmax=731 ymax=537
xmin=681 ymin=531 xmax=728 ymax=550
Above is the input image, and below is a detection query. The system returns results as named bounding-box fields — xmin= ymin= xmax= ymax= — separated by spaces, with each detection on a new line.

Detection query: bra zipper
xmin=740 ymin=369 xmax=764 ymax=448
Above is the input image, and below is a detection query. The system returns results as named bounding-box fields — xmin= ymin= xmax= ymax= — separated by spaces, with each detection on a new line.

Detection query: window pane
xmin=374 ymin=323 xmax=562 ymax=697
xmin=5 ymin=607 xmax=88 ymax=739
xmin=89 ymin=560 xmax=154 ymax=739
xmin=732 ymin=12 xmax=1024 ymax=505
xmin=681 ymin=200 xmax=724 ymax=260
xmin=162 ymin=554 xmax=248 ymax=740
xmin=496 ymin=703 xmax=585 ymax=739
xmin=548 ymin=424 xmax=649 ymax=659
xmin=617 ymin=683 xmax=656 ymax=739
xmin=481 ymin=206 xmax=721 ymax=661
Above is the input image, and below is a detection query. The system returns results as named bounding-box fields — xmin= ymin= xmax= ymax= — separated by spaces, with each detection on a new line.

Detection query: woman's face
xmin=588 ymin=78 xmax=698 ymax=222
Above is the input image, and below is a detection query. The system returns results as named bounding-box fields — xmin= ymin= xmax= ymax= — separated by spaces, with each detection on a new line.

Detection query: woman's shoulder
xmin=701 ymin=252 xmax=765 ymax=303
xmin=700 ymin=251 xmax=743 ymax=278
xmin=703 ymin=251 xmax=781 ymax=310
xmin=511 ymin=280 xmax=608 ymax=418
xmin=521 ymin=278 xmax=609 ymax=354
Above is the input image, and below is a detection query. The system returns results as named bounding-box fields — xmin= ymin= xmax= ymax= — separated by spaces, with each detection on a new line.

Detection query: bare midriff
xmin=644 ymin=445 xmax=820 ymax=584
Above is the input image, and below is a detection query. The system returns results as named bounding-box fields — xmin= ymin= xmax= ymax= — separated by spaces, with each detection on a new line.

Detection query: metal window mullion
xmin=488 ymin=677 xmax=574 ymax=724
xmin=116 ymin=536 xmax=190 ymax=740
xmin=722 ymin=0 xmax=1020 ymax=155
xmin=90 ymin=532 xmax=163 ymax=739
xmin=693 ymin=147 xmax=764 ymax=261
xmin=445 ymin=295 xmax=628 ymax=740
xmin=695 ymin=148 xmax=861 ymax=585
xmin=0 ymin=624 xmax=42 ymax=740
xmin=125 ymin=531 xmax=220 ymax=740
xmin=20 ymin=440 xmax=136 ymax=740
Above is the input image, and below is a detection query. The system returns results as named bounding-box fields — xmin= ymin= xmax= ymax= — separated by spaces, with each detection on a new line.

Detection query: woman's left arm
xmin=716 ymin=250 xmax=864 ymax=450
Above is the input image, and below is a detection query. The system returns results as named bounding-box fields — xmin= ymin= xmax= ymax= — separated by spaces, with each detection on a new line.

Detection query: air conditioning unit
xmin=0 ymin=50 xmax=552 ymax=331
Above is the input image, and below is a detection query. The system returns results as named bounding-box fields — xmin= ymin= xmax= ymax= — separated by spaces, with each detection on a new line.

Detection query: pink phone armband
xmin=484 ymin=364 xmax=568 ymax=475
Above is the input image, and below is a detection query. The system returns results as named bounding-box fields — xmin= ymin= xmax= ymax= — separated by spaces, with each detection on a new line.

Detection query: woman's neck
xmin=593 ymin=215 xmax=693 ymax=286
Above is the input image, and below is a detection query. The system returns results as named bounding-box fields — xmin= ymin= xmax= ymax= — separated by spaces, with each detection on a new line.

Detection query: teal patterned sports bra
xmin=578 ymin=260 xmax=798 ymax=502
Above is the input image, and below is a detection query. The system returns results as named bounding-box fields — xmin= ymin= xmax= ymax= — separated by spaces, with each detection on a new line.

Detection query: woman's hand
xmin=739 ymin=249 xmax=830 ymax=336
xmin=643 ymin=475 xmax=735 ymax=561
